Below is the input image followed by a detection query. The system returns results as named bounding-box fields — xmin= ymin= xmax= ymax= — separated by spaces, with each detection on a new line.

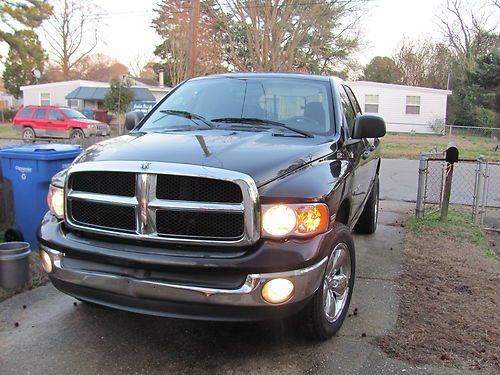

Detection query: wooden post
xmin=440 ymin=162 xmax=454 ymax=220
xmin=187 ymin=0 xmax=201 ymax=78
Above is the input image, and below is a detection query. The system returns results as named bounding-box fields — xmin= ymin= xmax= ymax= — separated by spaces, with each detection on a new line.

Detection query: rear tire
xmin=22 ymin=127 xmax=35 ymax=143
xmin=354 ymin=175 xmax=379 ymax=234
xmin=298 ymin=223 xmax=355 ymax=340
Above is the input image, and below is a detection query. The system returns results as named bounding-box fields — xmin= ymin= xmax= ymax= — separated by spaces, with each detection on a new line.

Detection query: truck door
xmin=338 ymin=85 xmax=374 ymax=222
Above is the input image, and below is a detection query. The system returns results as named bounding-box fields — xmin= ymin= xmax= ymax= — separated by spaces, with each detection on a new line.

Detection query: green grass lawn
xmin=0 ymin=123 xmax=17 ymax=138
xmin=381 ymin=132 xmax=500 ymax=161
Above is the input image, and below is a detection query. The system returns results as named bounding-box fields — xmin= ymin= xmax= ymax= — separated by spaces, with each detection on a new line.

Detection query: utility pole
xmin=187 ymin=0 xmax=201 ymax=78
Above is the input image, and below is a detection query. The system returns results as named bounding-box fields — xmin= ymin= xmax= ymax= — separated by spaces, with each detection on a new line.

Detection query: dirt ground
xmin=376 ymin=208 xmax=500 ymax=371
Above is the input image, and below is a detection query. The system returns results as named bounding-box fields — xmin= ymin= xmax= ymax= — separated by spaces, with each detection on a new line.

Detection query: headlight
xmin=47 ymin=185 xmax=65 ymax=219
xmin=261 ymin=203 xmax=329 ymax=238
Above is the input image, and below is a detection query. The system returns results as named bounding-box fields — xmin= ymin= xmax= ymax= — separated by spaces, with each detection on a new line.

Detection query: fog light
xmin=40 ymin=250 xmax=53 ymax=273
xmin=262 ymin=278 xmax=294 ymax=304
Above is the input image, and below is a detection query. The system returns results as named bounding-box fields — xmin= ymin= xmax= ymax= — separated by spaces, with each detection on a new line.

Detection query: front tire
xmin=70 ymin=128 xmax=85 ymax=140
xmin=354 ymin=175 xmax=379 ymax=234
xmin=299 ymin=223 xmax=355 ymax=340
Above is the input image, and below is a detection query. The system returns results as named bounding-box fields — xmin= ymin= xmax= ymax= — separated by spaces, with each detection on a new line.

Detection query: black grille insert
xmin=156 ymin=175 xmax=243 ymax=203
xmin=70 ymin=172 xmax=136 ymax=197
xmin=156 ymin=210 xmax=244 ymax=239
xmin=70 ymin=200 xmax=136 ymax=231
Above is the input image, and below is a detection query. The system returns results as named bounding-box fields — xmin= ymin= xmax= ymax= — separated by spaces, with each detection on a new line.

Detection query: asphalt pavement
xmin=1 ymin=201 xmax=483 ymax=375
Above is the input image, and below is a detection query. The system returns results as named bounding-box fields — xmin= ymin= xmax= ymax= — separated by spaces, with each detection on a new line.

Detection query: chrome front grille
xmin=64 ymin=161 xmax=260 ymax=246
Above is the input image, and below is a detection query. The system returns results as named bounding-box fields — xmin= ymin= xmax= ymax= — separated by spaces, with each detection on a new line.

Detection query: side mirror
xmin=352 ymin=114 xmax=386 ymax=139
xmin=125 ymin=111 xmax=144 ymax=131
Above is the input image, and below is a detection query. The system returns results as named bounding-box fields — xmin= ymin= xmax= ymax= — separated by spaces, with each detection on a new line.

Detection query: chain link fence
xmin=416 ymin=153 xmax=500 ymax=231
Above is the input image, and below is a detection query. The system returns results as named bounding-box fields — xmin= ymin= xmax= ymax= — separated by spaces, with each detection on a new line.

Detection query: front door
xmin=338 ymin=85 xmax=374 ymax=222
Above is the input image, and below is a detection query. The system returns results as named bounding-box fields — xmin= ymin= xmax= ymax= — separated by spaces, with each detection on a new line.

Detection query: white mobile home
xmin=349 ymin=81 xmax=452 ymax=134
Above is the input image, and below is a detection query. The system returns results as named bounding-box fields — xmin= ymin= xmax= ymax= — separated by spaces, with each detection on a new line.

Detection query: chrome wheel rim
xmin=323 ymin=242 xmax=351 ymax=323
xmin=23 ymin=130 xmax=34 ymax=139
xmin=72 ymin=131 xmax=83 ymax=139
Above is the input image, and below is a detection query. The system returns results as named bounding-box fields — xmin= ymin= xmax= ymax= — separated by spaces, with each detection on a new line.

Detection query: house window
xmin=365 ymin=94 xmax=379 ymax=113
xmin=406 ymin=96 xmax=420 ymax=115
xmin=40 ymin=93 xmax=51 ymax=106
xmin=67 ymin=99 xmax=79 ymax=108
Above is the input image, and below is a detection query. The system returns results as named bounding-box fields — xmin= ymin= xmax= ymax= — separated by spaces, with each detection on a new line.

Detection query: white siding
xmin=21 ymin=80 xmax=109 ymax=108
xmin=349 ymin=81 xmax=451 ymax=134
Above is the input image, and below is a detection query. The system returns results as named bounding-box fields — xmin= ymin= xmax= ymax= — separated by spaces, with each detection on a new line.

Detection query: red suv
xmin=13 ymin=106 xmax=110 ymax=141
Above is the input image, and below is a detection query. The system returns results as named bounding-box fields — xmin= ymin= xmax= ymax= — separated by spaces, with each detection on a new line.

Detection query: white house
xmin=20 ymin=77 xmax=171 ymax=111
xmin=349 ymin=81 xmax=452 ymax=133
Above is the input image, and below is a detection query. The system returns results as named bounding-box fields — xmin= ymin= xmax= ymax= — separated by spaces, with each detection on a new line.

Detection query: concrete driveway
xmin=0 ymin=201 xmax=471 ymax=375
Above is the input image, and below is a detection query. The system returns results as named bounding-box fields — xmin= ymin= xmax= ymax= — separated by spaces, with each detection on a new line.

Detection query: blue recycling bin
xmin=0 ymin=144 xmax=81 ymax=249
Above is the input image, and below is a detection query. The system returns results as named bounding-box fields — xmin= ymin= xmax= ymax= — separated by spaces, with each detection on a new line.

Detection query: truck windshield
xmin=61 ymin=109 xmax=86 ymax=119
xmin=140 ymin=77 xmax=334 ymax=135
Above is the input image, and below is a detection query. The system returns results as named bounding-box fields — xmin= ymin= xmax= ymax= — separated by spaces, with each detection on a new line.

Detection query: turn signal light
xmin=40 ymin=250 xmax=53 ymax=273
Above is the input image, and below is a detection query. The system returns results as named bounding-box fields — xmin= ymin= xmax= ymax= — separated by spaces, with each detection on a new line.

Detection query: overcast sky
xmin=0 ymin=0 xmax=492 ymax=75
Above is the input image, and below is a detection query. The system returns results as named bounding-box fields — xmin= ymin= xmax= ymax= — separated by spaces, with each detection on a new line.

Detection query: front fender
xmin=258 ymin=155 xmax=353 ymax=222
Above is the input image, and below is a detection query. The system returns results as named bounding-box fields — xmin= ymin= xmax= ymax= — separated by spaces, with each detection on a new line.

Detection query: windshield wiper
xmin=159 ymin=109 xmax=214 ymax=129
xmin=211 ymin=117 xmax=313 ymax=138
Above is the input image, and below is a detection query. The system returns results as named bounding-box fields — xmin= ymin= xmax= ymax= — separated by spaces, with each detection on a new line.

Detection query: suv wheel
xmin=70 ymin=128 xmax=85 ymax=140
xmin=22 ymin=127 xmax=35 ymax=143
xmin=354 ymin=175 xmax=379 ymax=234
xmin=299 ymin=223 xmax=355 ymax=340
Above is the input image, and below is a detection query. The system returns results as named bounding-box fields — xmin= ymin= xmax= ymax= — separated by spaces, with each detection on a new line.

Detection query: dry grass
xmin=381 ymin=132 xmax=500 ymax=161
xmin=376 ymin=207 xmax=500 ymax=371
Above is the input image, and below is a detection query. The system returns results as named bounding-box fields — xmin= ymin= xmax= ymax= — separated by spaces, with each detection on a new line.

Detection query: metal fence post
xmin=416 ymin=153 xmax=427 ymax=219
xmin=473 ymin=159 xmax=486 ymax=225
xmin=479 ymin=162 xmax=489 ymax=227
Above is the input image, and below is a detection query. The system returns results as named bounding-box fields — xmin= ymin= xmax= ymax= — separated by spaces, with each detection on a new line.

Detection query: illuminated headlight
xmin=262 ymin=203 xmax=329 ymax=238
xmin=47 ymin=185 xmax=65 ymax=219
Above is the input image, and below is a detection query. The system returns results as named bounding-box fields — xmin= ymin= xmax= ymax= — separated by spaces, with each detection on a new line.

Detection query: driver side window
xmin=339 ymin=87 xmax=355 ymax=137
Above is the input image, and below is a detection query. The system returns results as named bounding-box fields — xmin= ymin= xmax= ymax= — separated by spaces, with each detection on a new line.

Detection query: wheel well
xmin=335 ymin=199 xmax=350 ymax=225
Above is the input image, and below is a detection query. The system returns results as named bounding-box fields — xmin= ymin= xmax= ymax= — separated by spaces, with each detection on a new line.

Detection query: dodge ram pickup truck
xmin=38 ymin=73 xmax=385 ymax=340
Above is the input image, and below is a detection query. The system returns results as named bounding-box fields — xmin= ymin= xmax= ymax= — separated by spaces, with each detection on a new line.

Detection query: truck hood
xmin=73 ymin=129 xmax=337 ymax=186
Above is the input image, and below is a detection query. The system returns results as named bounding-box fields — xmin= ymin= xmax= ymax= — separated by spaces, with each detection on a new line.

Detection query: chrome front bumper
xmin=41 ymin=245 xmax=328 ymax=308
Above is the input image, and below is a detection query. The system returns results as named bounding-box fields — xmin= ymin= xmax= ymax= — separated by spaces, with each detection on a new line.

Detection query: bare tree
xmin=209 ymin=0 xmax=363 ymax=74
xmin=437 ymin=0 xmax=499 ymax=70
xmin=42 ymin=0 xmax=101 ymax=80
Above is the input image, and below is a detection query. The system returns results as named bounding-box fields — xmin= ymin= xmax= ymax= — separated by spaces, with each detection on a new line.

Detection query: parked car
xmin=13 ymin=106 xmax=110 ymax=141
xmin=39 ymin=73 xmax=386 ymax=340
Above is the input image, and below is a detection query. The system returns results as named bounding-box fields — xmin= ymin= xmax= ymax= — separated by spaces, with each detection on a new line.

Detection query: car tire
xmin=298 ymin=222 xmax=355 ymax=340
xmin=70 ymin=128 xmax=85 ymax=140
xmin=22 ymin=127 xmax=36 ymax=143
xmin=353 ymin=175 xmax=379 ymax=234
